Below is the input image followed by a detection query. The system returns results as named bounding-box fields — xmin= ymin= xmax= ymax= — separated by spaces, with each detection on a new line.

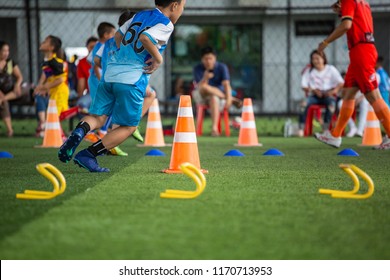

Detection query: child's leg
xmin=331 ymin=87 xmax=359 ymax=137
xmin=102 ymin=126 xmax=137 ymax=150
xmin=99 ymin=115 xmax=112 ymax=137
xmin=129 ymin=88 xmax=156 ymax=143
xmin=73 ymin=126 xmax=136 ymax=172
xmin=58 ymin=115 xmax=106 ymax=163
xmin=357 ymin=98 xmax=369 ymax=136
xmin=367 ymin=89 xmax=390 ymax=137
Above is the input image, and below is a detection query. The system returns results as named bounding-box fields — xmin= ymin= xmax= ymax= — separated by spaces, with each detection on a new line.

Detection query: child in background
xmin=59 ymin=0 xmax=186 ymax=172
xmin=34 ymin=35 xmax=69 ymax=136
xmin=375 ymin=56 xmax=390 ymax=107
xmin=84 ymin=22 xmax=116 ymax=143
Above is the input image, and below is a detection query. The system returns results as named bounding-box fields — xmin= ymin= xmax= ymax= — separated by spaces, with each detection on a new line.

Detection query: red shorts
xmin=344 ymin=43 xmax=378 ymax=94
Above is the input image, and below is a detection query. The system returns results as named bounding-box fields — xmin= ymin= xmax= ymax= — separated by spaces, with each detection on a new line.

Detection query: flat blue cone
xmin=0 ymin=151 xmax=13 ymax=158
xmin=263 ymin=149 xmax=284 ymax=156
xmin=337 ymin=148 xmax=359 ymax=157
xmin=145 ymin=149 xmax=166 ymax=156
xmin=224 ymin=149 xmax=245 ymax=157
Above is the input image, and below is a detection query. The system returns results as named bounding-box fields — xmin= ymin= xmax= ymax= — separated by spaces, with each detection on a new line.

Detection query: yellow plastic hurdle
xmin=16 ymin=163 xmax=66 ymax=200
xmin=160 ymin=162 xmax=206 ymax=199
xmin=319 ymin=164 xmax=374 ymax=200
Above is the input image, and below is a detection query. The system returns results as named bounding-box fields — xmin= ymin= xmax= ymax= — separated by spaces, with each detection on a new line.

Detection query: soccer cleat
xmin=132 ymin=127 xmax=144 ymax=142
xmin=374 ymin=135 xmax=390 ymax=150
xmin=73 ymin=149 xmax=110 ymax=173
xmin=58 ymin=128 xmax=84 ymax=163
xmin=314 ymin=130 xmax=342 ymax=148
xmin=109 ymin=146 xmax=128 ymax=156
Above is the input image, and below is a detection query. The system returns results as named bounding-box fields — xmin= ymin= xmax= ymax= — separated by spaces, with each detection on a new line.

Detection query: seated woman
xmin=0 ymin=41 xmax=24 ymax=137
xmin=300 ymin=50 xmax=344 ymax=135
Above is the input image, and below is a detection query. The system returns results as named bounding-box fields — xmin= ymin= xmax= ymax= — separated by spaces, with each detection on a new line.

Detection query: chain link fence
xmin=1 ymin=0 xmax=390 ymax=115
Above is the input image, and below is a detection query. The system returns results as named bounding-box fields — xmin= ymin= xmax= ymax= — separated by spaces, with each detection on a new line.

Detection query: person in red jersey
xmin=314 ymin=0 xmax=390 ymax=149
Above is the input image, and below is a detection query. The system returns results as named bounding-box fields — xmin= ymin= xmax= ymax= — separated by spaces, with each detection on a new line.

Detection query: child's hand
xmin=33 ymin=85 xmax=48 ymax=96
xmin=143 ymin=56 xmax=163 ymax=74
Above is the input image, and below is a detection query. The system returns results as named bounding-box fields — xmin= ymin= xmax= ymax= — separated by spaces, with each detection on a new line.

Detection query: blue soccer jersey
xmin=104 ymin=8 xmax=174 ymax=93
xmin=88 ymin=41 xmax=103 ymax=99
xmin=95 ymin=38 xmax=117 ymax=83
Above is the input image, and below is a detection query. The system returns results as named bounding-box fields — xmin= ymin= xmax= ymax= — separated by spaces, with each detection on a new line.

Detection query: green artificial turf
xmin=0 ymin=119 xmax=389 ymax=260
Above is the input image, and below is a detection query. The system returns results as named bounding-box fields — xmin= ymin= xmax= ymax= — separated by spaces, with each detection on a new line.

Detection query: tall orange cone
xmin=36 ymin=99 xmax=63 ymax=148
xmin=163 ymin=95 xmax=208 ymax=174
xmin=359 ymin=105 xmax=382 ymax=146
xmin=138 ymin=99 xmax=171 ymax=147
xmin=235 ymin=98 xmax=262 ymax=147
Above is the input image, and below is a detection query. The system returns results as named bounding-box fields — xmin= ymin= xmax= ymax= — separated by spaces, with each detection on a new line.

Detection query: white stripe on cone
xmin=178 ymin=107 xmax=193 ymax=117
xmin=241 ymin=121 xmax=256 ymax=129
xmin=174 ymin=132 xmax=197 ymax=143
xmin=365 ymin=120 xmax=380 ymax=128
xmin=147 ymin=121 xmax=163 ymax=129
xmin=45 ymin=122 xmax=61 ymax=130
xmin=47 ymin=106 xmax=58 ymax=114
xmin=149 ymin=106 xmax=159 ymax=113
xmin=242 ymin=106 xmax=253 ymax=113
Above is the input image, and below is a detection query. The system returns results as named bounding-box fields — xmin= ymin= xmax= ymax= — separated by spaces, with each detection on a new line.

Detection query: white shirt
xmin=301 ymin=65 xmax=344 ymax=92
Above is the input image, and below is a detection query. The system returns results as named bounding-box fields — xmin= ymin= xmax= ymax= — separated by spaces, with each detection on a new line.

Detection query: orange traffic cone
xmin=163 ymin=95 xmax=208 ymax=174
xmin=359 ymin=105 xmax=383 ymax=146
xmin=138 ymin=99 xmax=171 ymax=147
xmin=235 ymin=98 xmax=262 ymax=147
xmin=36 ymin=99 xmax=63 ymax=148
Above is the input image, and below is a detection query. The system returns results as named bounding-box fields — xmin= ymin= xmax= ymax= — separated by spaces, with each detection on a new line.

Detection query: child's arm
xmin=139 ymin=34 xmax=163 ymax=74
xmin=34 ymin=75 xmax=64 ymax=96
xmin=44 ymin=76 xmax=64 ymax=92
xmin=33 ymin=73 xmax=47 ymax=95
xmin=93 ymin=64 xmax=101 ymax=81
xmin=94 ymin=56 xmax=102 ymax=69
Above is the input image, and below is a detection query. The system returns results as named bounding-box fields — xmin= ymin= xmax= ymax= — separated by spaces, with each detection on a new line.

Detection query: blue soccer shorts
xmin=89 ymin=82 xmax=143 ymax=127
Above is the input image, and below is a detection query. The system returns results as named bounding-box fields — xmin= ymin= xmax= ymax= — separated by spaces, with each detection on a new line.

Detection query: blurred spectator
xmin=375 ymin=56 xmax=390 ymax=107
xmin=76 ymin=36 xmax=98 ymax=111
xmin=33 ymin=35 xmax=69 ymax=137
xmin=299 ymin=50 xmax=344 ymax=135
xmin=193 ymin=46 xmax=241 ymax=136
xmin=0 ymin=41 xmax=23 ymax=137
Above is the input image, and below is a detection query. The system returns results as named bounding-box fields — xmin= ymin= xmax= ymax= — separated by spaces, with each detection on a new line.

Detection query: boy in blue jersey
xmin=59 ymin=0 xmax=186 ymax=172
xmin=88 ymin=22 xmax=115 ymax=102
xmin=94 ymin=10 xmax=156 ymax=146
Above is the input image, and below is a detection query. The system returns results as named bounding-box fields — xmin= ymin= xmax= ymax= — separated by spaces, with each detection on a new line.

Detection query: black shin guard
xmin=75 ymin=121 xmax=91 ymax=135
xmin=87 ymin=140 xmax=108 ymax=157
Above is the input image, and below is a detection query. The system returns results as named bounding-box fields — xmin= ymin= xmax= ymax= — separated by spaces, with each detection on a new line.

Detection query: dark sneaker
xmin=74 ymin=149 xmax=110 ymax=173
xmin=58 ymin=128 xmax=84 ymax=163
xmin=132 ymin=127 xmax=144 ymax=142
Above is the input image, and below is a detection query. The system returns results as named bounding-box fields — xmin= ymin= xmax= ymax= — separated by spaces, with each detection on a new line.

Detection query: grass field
xmin=0 ymin=118 xmax=389 ymax=260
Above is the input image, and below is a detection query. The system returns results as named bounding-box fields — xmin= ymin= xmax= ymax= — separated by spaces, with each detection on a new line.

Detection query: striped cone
xmin=138 ymin=99 xmax=171 ymax=147
xmin=163 ymin=95 xmax=208 ymax=174
xmin=36 ymin=99 xmax=63 ymax=148
xmin=235 ymin=98 xmax=262 ymax=147
xmin=359 ymin=105 xmax=382 ymax=146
